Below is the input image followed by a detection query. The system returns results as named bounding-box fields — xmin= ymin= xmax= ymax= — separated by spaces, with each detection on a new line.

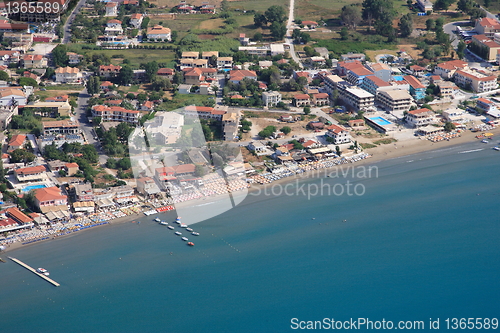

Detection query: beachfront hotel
xmin=376 ymin=89 xmax=412 ymax=115
xmin=325 ymin=124 xmax=352 ymax=144
xmin=404 ymin=108 xmax=436 ymax=128
xmin=337 ymin=82 xmax=375 ymax=112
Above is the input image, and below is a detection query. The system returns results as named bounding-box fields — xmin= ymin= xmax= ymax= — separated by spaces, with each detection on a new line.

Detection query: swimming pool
xmin=369 ymin=116 xmax=392 ymax=126
xmin=23 ymin=184 xmax=47 ymax=192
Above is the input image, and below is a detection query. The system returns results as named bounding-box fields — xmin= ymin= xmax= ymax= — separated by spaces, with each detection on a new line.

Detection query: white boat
xmin=481 ymin=139 xmax=489 ymax=143
xmin=180 ymin=224 xmax=187 ymax=228
xmin=167 ymin=226 xmax=174 ymax=230
xmin=186 ymin=228 xmax=193 ymax=232
xmin=160 ymin=221 xmax=168 ymax=225
xmin=36 ymin=268 xmax=50 ymax=276
xmin=175 ymin=231 xmax=182 ymax=236
xmin=154 ymin=218 xmax=161 ymax=222
xmin=191 ymin=232 xmax=200 ymax=236
xmin=493 ymin=146 xmax=500 ymax=151
xmin=181 ymin=237 xmax=188 ymax=241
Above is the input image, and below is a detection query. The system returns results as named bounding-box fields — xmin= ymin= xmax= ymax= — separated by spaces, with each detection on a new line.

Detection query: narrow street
xmin=286 ymin=0 xmax=304 ymax=68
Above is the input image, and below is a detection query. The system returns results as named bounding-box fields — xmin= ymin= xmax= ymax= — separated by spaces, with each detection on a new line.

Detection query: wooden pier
xmin=8 ymin=257 xmax=60 ymax=287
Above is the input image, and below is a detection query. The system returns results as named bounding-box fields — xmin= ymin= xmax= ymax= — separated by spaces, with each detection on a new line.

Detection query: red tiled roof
xmin=157 ymin=68 xmax=174 ymax=75
xmin=314 ymin=93 xmax=328 ymax=99
xmin=327 ymin=124 xmax=347 ymax=134
xmin=410 ymin=65 xmax=426 ymax=71
xmin=302 ymin=21 xmax=318 ymax=26
xmin=65 ymin=162 xmax=79 ymax=168
xmin=477 ymin=97 xmax=492 ymax=104
xmin=34 ymin=186 xmax=67 ymax=202
xmin=436 ymin=60 xmax=468 ymax=71
xmin=14 ymin=165 xmax=46 ymax=176
xmin=5 ymin=207 xmax=32 ymax=224
xmin=8 ymin=134 xmax=26 ymax=147
xmin=294 ymin=94 xmax=310 ymax=100
xmin=365 ymin=75 xmax=391 ymax=87
xmin=408 ymin=108 xmax=432 ymax=115
xmin=404 ymin=75 xmax=425 ymax=89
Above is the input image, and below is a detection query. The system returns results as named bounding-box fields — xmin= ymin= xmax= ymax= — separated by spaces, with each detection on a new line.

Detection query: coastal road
xmin=62 ymin=0 xmax=88 ymax=44
xmin=285 ymin=0 xmax=304 ymax=68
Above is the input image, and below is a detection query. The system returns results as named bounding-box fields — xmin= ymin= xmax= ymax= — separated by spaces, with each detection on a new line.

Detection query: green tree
xmin=426 ymin=19 xmax=435 ymax=31
xmin=280 ymin=126 xmax=292 ymax=135
xmin=362 ymin=0 xmax=396 ymax=29
xmin=87 ymin=76 xmax=100 ymax=95
xmin=399 ymin=13 xmax=413 ymax=37
xmin=335 ymin=145 xmax=342 ymax=156
xmin=457 ymin=40 xmax=467 ymax=59
xmin=265 ymin=5 xmax=287 ymax=24
xmin=434 ymin=0 xmax=456 ymax=10
xmin=444 ymin=121 xmax=456 ymax=132
xmin=253 ymin=13 xmax=267 ymax=27
xmin=270 ymin=21 xmax=287 ymax=40
xmin=18 ymin=77 xmax=38 ymax=87
xmin=119 ymin=66 xmax=133 ymax=85
xmin=253 ymin=32 xmax=263 ymax=41
xmin=341 ymin=4 xmax=362 ymax=30
xmin=52 ymin=44 xmax=69 ymax=67
xmin=0 ymin=70 xmax=9 ymax=81
xmin=9 ymin=149 xmax=36 ymax=163
xmin=303 ymin=106 xmax=311 ymax=115
xmin=144 ymin=61 xmax=159 ymax=82
xmin=340 ymin=27 xmax=349 ymax=40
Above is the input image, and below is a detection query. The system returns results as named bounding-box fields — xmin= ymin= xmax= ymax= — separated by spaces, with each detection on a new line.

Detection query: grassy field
xmin=158 ymin=93 xmax=214 ymax=111
xmin=149 ymin=0 xmax=222 ymax=8
xmin=227 ymin=0 xmax=288 ymax=12
xmin=35 ymin=91 xmax=79 ymax=101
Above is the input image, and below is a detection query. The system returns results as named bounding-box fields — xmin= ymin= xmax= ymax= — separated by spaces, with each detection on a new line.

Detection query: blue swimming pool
xmin=23 ymin=184 xmax=47 ymax=192
xmin=369 ymin=116 xmax=392 ymax=126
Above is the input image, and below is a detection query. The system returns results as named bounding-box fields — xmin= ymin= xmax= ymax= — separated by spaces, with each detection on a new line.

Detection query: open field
xmin=149 ymin=13 xmax=213 ymax=32
xmin=148 ymin=0 xmax=222 ymax=8
xmin=227 ymin=0 xmax=288 ymax=12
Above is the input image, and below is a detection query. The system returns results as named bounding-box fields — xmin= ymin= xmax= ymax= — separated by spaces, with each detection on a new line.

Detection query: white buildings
xmin=144 ymin=111 xmax=184 ymax=145
xmin=453 ymin=69 xmax=498 ymax=93
xmin=262 ymin=91 xmax=282 ymax=107
xmin=0 ymin=88 xmax=26 ymax=106
xmin=105 ymin=19 xmax=123 ymax=35
xmin=404 ymin=108 xmax=435 ymax=128
xmin=337 ymin=83 xmax=375 ymax=111
xmin=105 ymin=2 xmax=118 ymax=16
xmin=130 ymin=13 xmax=143 ymax=29
xmin=55 ymin=66 xmax=81 ymax=83
xmin=416 ymin=0 xmax=433 ymax=12
xmin=325 ymin=124 xmax=351 ymax=144
xmin=376 ymin=89 xmax=412 ymax=115
xmin=146 ymin=25 xmax=171 ymax=41
xmin=434 ymin=60 xmax=468 ymax=79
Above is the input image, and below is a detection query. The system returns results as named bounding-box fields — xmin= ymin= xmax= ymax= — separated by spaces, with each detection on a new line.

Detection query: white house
xmin=55 ymin=67 xmax=81 ymax=83
xmin=105 ymin=19 xmax=123 ymax=35
xmin=404 ymin=108 xmax=435 ymax=128
xmin=130 ymin=13 xmax=143 ymax=29
xmin=105 ymin=2 xmax=118 ymax=16
xmin=325 ymin=124 xmax=351 ymax=144
xmin=146 ymin=25 xmax=171 ymax=41
xmin=0 ymin=88 xmax=26 ymax=106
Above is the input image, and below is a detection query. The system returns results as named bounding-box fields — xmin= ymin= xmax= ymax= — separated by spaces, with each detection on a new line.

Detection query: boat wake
xmin=459 ymin=148 xmax=484 ymax=154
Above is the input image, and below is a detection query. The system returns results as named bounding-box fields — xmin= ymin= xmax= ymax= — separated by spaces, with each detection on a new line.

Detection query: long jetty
xmin=8 ymin=257 xmax=60 ymax=287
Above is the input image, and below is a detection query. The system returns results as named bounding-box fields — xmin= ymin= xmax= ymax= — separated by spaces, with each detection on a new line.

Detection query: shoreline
xmin=1 ymin=126 xmax=499 ymax=255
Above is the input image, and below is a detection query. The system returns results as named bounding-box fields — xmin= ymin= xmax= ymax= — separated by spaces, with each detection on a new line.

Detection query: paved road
xmin=480 ymin=6 xmax=496 ymax=19
xmin=62 ymin=0 xmax=88 ymax=44
xmin=443 ymin=21 xmax=469 ymax=48
xmin=285 ymin=0 xmax=303 ymax=68
xmin=75 ymin=89 xmax=109 ymax=165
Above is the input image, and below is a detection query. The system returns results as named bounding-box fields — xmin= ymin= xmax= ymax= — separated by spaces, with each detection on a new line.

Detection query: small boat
xmin=180 ymin=224 xmax=187 ymax=228
xmin=186 ymin=228 xmax=193 ymax=232
xmin=481 ymin=139 xmax=489 ymax=143
xmin=0 ymin=258 xmax=5 ymax=263
xmin=167 ymin=225 xmax=175 ymax=230
xmin=175 ymin=217 xmax=181 ymax=223
xmin=154 ymin=218 xmax=161 ymax=222
xmin=493 ymin=146 xmax=500 ymax=151
xmin=175 ymin=231 xmax=182 ymax=236
xmin=187 ymin=242 xmax=195 ymax=246
xmin=181 ymin=237 xmax=188 ymax=241
xmin=36 ymin=268 xmax=50 ymax=276
xmin=191 ymin=232 xmax=200 ymax=236
xmin=160 ymin=221 xmax=168 ymax=225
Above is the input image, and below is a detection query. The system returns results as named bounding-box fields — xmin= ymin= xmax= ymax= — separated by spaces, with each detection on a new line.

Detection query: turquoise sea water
xmin=1 ymin=142 xmax=499 ymax=332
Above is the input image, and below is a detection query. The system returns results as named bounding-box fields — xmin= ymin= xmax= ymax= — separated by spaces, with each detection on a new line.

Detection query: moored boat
xmin=186 ymin=228 xmax=193 ymax=232
xmin=180 ymin=224 xmax=187 ymax=228
xmin=481 ymin=139 xmax=489 ymax=143
xmin=187 ymin=242 xmax=195 ymax=246
xmin=181 ymin=237 xmax=188 ymax=241
xmin=160 ymin=221 xmax=168 ymax=225
xmin=175 ymin=231 xmax=182 ymax=236
xmin=167 ymin=225 xmax=175 ymax=230
xmin=36 ymin=268 xmax=50 ymax=276
xmin=191 ymin=232 xmax=200 ymax=236
xmin=493 ymin=146 xmax=500 ymax=151
xmin=154 ymin=218 xmax=161 ymax=222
